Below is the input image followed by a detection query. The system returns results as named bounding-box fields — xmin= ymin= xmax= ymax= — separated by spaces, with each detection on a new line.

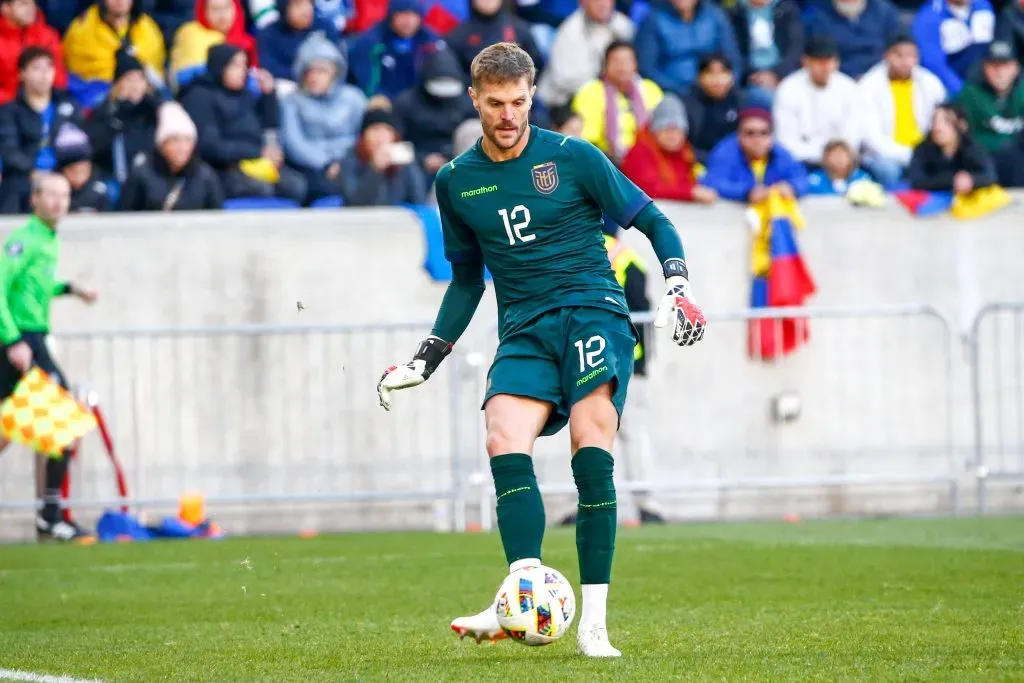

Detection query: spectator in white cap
xmin=621 ymin=94 xmax=717 ymax=202
xmin=120 ymin=101 xmax=223 ymax=211
xmin=54 ymin=122 xmax=112 ymax=212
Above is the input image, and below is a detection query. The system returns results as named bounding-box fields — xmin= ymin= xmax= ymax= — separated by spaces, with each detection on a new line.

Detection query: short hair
xmin=31 ymin=171 xmax=68 ymax=195
xmin=470 ymin=42 xmax=535 ymax=90
xmin=698 ymin=52 xmax=732 ymax=74
xmin=18 ymin=46 xmax=53 ymax=72
xmin=603 ymin=40 xmax=635 ymax=66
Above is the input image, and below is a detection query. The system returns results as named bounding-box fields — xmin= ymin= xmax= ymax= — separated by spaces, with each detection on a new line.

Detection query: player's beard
xmin=484 ymin=115 xmax=530 ymax=151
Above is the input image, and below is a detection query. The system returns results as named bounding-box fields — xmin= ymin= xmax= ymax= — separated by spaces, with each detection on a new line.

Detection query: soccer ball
xmin=494 ymin=565 xmax=576 ymax=645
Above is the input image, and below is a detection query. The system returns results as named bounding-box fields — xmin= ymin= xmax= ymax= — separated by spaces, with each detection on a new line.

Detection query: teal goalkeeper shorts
xmin=483 ymin=306 xmax=636 ymax=436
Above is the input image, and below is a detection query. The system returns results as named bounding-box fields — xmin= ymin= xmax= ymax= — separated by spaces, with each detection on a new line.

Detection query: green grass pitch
xmin=0 ymin=517 xmax=1022 ymax=682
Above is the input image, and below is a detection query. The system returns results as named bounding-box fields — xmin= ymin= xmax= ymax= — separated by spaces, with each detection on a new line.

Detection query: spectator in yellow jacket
xmin=572 ymin=40 xmax=663 ymax=164
xmin=63 ymin=0 xmax=165 ymax=85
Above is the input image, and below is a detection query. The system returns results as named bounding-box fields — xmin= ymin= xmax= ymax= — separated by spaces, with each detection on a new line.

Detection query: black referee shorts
xmin=0 ymin=332 xmax=69 ymax=400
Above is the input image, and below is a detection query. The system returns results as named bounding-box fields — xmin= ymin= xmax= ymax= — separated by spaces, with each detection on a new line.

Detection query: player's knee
xmin=569 ymin=408 xmax=618 ymax=453
xmin=486 ymin=419 xmax=530 ymax=457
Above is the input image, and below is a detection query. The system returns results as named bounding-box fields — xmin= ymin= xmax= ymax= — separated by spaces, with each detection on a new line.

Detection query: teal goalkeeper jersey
xmin=434 ymin=126 xmax=652 ymax=339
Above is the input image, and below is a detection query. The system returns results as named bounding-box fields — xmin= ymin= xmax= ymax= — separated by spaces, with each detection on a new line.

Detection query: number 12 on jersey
xmin=498 ymin=205 xmax=534 ymax=245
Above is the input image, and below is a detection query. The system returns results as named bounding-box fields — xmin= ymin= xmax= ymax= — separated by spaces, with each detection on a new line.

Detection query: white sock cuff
xmin=509 ymin=557 xmax=541 ymax=573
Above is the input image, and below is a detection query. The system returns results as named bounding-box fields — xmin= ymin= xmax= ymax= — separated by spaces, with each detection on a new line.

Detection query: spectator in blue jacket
xmin=348 ymin=0 xmax=442 ymax=100
xmin=807 ymin=138 xmax=871 ymax=194
xmin=913 ymin=0 xmax=995 ymax=96
xmin=635 ymin=0 xmax=741 ymax=97
xmin=805 ymin=0 xmax=901 ymax=80
xmin=257 ymin=0 xmax=342 ymax=83
xmin=280 ymin=33 xmax=366 ymax=200
xmin=703 ymin=106 xmax=809 ymax=201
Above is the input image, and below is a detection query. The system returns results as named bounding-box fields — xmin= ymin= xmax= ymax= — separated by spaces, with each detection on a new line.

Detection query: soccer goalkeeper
xmin=377 ymin=43 xmax=705 ymax=657
xmin=0 ymin=173 xmax=97 ymax=541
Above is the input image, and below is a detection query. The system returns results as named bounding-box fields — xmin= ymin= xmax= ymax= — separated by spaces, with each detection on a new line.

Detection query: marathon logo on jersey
xmin=531 ymin=162 xmax=559 ymax=195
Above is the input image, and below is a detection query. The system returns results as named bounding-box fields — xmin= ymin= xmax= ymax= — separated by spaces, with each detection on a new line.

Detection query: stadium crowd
xmin=0 ymin=0 xmax=1023 ymax=213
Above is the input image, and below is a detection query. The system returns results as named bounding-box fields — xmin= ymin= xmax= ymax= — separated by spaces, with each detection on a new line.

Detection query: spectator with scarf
xmin=572 ymin=40 xmax=662 ymax=163
xmin=169 ymin=0 xmax=258 ymax=91
xmin=621 ymin=94 xmax=717 ymax=202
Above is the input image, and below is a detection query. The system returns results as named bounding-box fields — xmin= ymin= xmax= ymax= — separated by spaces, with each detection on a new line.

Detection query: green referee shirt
xmin=0 ymin=215 xmax=71 ymax=346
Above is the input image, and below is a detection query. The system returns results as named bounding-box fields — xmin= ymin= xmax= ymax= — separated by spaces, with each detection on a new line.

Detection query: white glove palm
xmin=377 ymin=336 xmax=452 ymax=411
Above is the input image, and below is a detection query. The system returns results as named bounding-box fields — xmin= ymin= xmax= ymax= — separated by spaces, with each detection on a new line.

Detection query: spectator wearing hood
xmin=180 ymin=43 xmax=308 ymax=203
xmin=0 ymin=0 xmax=67 ymax=105
xmin=727 ymin=0 xmax=802 ymax=98
xmin=996 ymin=0 xmax=1024 ymax=60
xmin=536 ymin=0 xmax=634 ymax=108
xmin=393 ymin=44 xmax=475 ymax=177
xmin=281 ymin=33 xmax=366 ymax=199
xmin=572 ymin=40 xmax=663 ymax=164
xmin=340 ymin=106 xmax=427 ymax=205
xmin=805 ymin=0 xmax=901 ymax=80
xmin=84 ymin=47 xmax=164 ymax=184
xmin=772 ymin=36 xmax=860 ymax=167
xmin=0 ymin=47 xmax=85 ymax=213
xmin=121 ymin=101 xmax=224 ymax=210
xmin=857 ymin=34 xmax=946 ymax=187
xmin=53 ymin=122 xmax=113 ymax=211
xmin=621 ymin=94 xmax=717 ymax=202
xmin=956 ymin=41 xmax=1024 ymax=155
xmin=913 ymin=0 xmax=996 ymax=96
xmin=635 ymin=0 xmax=741 ymax=98
xmin=170 ymin=0 xmax=259 ymax=91
xmin=907 ymin=103 xmax=997 ymax=192
xmin=446 ymin=0 xmax=544 ymax=75
xmin=682 ymin=53 xmax=741 ymax=164
xmin=63 ymin=0 xmax=166 ymax=86
xmin=258 ymin=0 xmax=342 ymax=82
xmin=703 ymin=106 xmax=808 ymax=202
xmin=348 ymin=0 xmax=441 ymax=100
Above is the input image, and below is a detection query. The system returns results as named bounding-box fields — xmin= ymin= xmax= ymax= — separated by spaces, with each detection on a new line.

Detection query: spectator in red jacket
xmin=0 ymin=0 xmax=67 ymax=104
xmin=621 ymin=94 xmax=718 ymax=203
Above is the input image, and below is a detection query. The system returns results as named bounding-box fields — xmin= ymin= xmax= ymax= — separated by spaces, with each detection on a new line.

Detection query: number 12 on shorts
xmin=574 ymin=335 xmax=606 ymax=373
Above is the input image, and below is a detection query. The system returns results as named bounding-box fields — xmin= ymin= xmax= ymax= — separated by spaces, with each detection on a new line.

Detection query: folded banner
xmin=749 ymin=191 xmax=817 ymax=361
xmin=894 ymin=186 xmax=1011 ymax=219
xmin=0 ymin=367 xmax=98 ymax=456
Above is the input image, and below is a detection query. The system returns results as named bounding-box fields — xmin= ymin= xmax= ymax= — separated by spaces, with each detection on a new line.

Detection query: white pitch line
xmin=0 ymin=668 xmax=103 ymax=683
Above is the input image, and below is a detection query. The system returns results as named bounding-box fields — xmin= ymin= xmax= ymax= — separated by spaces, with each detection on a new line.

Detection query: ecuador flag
xmin=748 ymin=191 xmax=816 ymax=361
xmin=893 ymin=186 xmax=1011 ymax=219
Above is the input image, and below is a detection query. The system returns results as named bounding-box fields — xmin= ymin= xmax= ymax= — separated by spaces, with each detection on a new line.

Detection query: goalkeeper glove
xmin=377 ymin=336 xmax=453 ymax=411
xmin=653 ymin=258 xmax=706 ymax=346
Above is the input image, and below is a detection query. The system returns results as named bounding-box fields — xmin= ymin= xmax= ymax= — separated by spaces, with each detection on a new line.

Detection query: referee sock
xmin=490 ymin=453 xmax=545 ymax=567
xmin=572 ymin=447 xmax=617 ymax=590
xmin=41 ymin=450 xmax=70 ymax=523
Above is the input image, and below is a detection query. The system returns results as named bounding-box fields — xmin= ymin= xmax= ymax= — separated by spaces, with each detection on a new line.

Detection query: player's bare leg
xmin=568 ymin=383 xmax=622 ymax=658
xmin=451 ymin=394 xmax=551 ymax=644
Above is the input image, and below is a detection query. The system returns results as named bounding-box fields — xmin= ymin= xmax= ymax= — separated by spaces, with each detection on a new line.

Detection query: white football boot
xmin=577 ymin=623 xmax=621 ymax=658
xmin=450 ymin=599 xmax=506 ymax=643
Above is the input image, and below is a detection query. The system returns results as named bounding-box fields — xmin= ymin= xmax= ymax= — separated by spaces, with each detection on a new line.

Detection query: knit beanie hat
xmin=155 ymin=101 xmax=198 ymax=145
xmin=53 ymin=123 xmax=93 ymax=169
xmin=360 ymin=107 xmax=402 ymax=136
xmin=114 ymin=45 xmax=144 ymax=82
xmin=650 ymin=94 xmax=688 ymax=134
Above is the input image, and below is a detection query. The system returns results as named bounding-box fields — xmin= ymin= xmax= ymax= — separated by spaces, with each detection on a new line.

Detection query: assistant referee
xmin=0 ymin=173 xmax=97 ymax=541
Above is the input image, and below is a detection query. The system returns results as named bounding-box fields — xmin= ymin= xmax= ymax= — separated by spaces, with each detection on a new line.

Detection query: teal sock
xmin=490 ymin=453 xmax=545 ymax=566
xmin=572 ymin=447 xmax=616 ymax=584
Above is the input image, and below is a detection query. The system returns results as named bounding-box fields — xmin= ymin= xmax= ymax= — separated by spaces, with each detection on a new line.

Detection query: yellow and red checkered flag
xmin=0 ymin=367 xmax=97 ymax=456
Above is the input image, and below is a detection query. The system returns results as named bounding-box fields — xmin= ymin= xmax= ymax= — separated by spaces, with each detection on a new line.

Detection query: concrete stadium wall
xmin=0 ymin=196 xmax=1022 ymax=540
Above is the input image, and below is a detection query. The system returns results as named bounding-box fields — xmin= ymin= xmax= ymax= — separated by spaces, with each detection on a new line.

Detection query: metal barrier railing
xmin=462 ymin=305 xmax=959 ymax=529
xmin=7 ymin=301 xmax=1022 ymax=534
xmin=970 ymin=303 xmax=1024 ymax=513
